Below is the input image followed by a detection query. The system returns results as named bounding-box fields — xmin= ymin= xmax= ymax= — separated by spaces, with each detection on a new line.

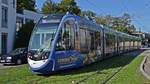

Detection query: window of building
xmin=1 ymin=6 xmax=8 ymax=28
xmin=1 ymin=33 xmax=8 ymax=54
xmin=2 ymin=0 xmax=8 ymax=5
xmin=13 ymin=0 xmax=15 ymax=8
xmin=16 ymin=17 xmax=24 ymax=31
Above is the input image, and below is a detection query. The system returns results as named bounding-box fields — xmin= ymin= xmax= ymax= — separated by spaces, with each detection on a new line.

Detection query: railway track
xmin=74 ymin=50 xmax=143 ymax=84
xmin=0 ymin=50 xmax=143 ymax=84
xmin=74 ymin=63 xmax=123 ymax=84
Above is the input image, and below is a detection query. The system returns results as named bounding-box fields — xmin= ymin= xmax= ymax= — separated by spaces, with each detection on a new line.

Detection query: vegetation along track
xmin=0 ymin=50 xmax=144 ymax=84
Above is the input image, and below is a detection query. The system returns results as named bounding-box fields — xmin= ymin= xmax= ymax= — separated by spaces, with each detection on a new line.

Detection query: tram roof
xmin=42 ymin=13 xmax=141 ymax=40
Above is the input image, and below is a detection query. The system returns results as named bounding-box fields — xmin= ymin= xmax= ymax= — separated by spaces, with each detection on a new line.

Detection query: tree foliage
xmin=41 ymin=0 xmax=81 ymax=15
xmin=41 ymin=0 xmax=137 ymax=34
xmin=96 ymin=13 xmax=136 ymax=34
xmin=80 ymin=10 xmax=96 ymax=17
xmin=14 ymin=22 xmax=35 ymax=49
xmin=17 ymin=0 xmax=36 ymax=12
xmin=41 ymin=0 xmax=59 ymax=14
xmin=58 ymin=0 xmax=81 ymax=15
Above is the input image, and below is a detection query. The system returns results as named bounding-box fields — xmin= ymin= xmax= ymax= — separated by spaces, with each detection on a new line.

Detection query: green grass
xmin=0 ymin=53 xmax=149 ymax=84
xmin=108 ymin=55 xmax=149 ymax=84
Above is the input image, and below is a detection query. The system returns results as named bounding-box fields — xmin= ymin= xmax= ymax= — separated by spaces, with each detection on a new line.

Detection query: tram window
xmin=105 ymin=32 xmax=115 ymax=53
xmin=106 ymin=33 xmax=114 ymax=46
xmin=56 ymin=20 xmax=75 ymax=51
xmin=32 ymin=34 xmax=40 ymax=49
xmin=95 ymin=31 xmax=101 ymax=49
xmin=90 ymin=32 xmax=95 ymax=50
xmin=41 ymin=34 xmax=45 ymax=44
xmin=86 ymin=30 xmax=91 ymax=51
xmin=80 ymin=29 xmax=87 ymax=53
xmin=119 ymin=36 xmax=124 ymax=50
xmin=74 ymin=29 xmax=80 ymax=51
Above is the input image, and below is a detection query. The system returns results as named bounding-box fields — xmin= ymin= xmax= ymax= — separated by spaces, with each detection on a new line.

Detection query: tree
xmin=41 ymin=0 xmax=136 ymax=34
xmin=80 ymin=10 xmax=96 ymax=17
xmin=95 ymin=16 xmax=107 ymax=26
xmin=14 ymin=22 xmax=35 ymax=49
xmin=41 ymin=0 xmax=81 ymax=15
xmin=111 ymin=13 xmax=136 ymax=34
xmin=17 ymin=0 xmax=36 ymax=12
xmin=41 ymin=0 xmax=59 ymax=14
xmin=58 ymin=0 xmax=81 ymax=15
xmin=96 ymin=13 xmax=136 ymax=34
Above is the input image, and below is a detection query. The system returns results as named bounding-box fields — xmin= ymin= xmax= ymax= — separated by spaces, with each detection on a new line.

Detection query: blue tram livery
xmin=27 ymin=13 xmax=141 ymax=74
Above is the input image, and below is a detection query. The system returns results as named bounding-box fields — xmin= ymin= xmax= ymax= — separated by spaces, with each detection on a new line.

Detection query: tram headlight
xmin=42 ymin=56 xmax=44 ymax=59
xmin=27 ymin=52 xmax=31 ymax=56
xmin=44 ymin=52 xmax=49 ymax=59
xmin=41 ymin=52 xmax=49 ymax=60
xmin=45 ymin=56 xmax=47 ymax=59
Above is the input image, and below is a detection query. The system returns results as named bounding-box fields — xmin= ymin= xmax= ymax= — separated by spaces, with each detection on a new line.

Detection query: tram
xmin=27 ymin=13 xmax=141 ymax=74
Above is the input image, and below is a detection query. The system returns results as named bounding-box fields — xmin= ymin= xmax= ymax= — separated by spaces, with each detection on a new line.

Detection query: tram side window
xmin=119 ymin=36 xmax=124 ymax=50
xmin=56 ymin=20 xmax=75 ymax=51
xmin=32 ymin=34 xmax=40 ymax=49
xmin=95 ymin=31 xmax=101 ymax=50
xmin=105 ymin=33 xmax=115 ymax=52
xmin=80 ymin=28 xmax=88 ymax=53
xmin=86 ymin=30 xmax=91 ymax=51
xmin=90 ymin=32 xmax=95 ymax=50
xmin=106 ymin=33 xmax=111 ymax=47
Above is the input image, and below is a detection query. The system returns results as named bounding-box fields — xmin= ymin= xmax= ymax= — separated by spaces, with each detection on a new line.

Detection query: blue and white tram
xmin=27 ymin=13 xmax=141 ymax=74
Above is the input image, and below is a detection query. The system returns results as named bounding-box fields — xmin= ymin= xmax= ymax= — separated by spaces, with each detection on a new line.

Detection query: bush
xmin=14 ymin=21 xmax=35 ymax=49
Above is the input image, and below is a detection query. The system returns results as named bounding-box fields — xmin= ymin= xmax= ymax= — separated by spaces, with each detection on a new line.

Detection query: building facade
xmin=16 ymin=10 xmax=42 ymax=31
xmin=0 ymin=0 xmax=42 ymax=55
xmin=132 ymin=31 xmax=150 ymax=47
xmin=0 ymin=0 xmax=16 ymax=54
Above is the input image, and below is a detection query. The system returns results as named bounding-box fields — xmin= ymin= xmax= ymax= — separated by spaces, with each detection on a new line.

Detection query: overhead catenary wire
xmin=86 ymin=0 xmax=105 ymax=15
xmin=121 ymin=0 xmax=148 ymax=32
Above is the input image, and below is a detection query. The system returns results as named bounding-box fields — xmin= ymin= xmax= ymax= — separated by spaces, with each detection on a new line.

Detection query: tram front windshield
xmin=28 ymin=14 xmax=64 ymax=61
xmin=30 ymin=23 xmax=58 ymax=50
xmin=28 ymin=23 xmax=59 ymax=60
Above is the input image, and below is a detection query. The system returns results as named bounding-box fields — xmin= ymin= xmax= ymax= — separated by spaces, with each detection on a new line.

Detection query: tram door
xmin=60 ymin=19 xmax=75 ymax=51
xmin=95 ymin=31 xmax=102 ymax=60
xmin=56 ymin=18 xmax=77 ymax=52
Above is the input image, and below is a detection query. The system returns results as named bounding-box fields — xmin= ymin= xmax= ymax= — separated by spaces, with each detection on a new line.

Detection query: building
xmin=0 ymin=0 xmax=42 ymax=55
xmin=16 ymin=10 xmax=42 ymax=32
xmin=132 ymin=31 xmax=150 ymax=47
xmin=144 ymin=32 xmax=150 ymax=47
xmin=0 ymin=0 xmax=16 ymax=54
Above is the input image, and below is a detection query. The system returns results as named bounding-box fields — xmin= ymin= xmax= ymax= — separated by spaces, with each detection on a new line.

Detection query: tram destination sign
xmin=42 ymin=19 xmax=61 ymax=23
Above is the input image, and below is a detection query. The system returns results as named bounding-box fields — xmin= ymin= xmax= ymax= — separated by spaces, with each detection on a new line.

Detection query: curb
xmin=140 ymin=54 xmax=150 ymax=80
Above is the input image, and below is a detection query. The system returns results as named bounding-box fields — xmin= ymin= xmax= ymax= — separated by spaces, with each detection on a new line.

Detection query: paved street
xmin=0 ymin=64 xmax=18 ymax=69
xmin=141 ymin=49 xmax=150 ymax=79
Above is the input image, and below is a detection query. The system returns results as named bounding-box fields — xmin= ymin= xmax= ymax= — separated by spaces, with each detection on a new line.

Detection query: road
xmin=142 ymin=49 xmax=150 ymax=78
xmin=0 ymin=63 xmax=18 ymax=69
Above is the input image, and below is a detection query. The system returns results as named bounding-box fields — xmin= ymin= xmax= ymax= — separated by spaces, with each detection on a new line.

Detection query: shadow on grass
xmin=39 ymin=50 xmax=144 ymax=77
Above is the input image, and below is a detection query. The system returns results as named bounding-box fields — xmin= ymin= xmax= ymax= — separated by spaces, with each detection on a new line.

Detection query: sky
xmin=36 ymin=0 xmax=150 ymax=32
